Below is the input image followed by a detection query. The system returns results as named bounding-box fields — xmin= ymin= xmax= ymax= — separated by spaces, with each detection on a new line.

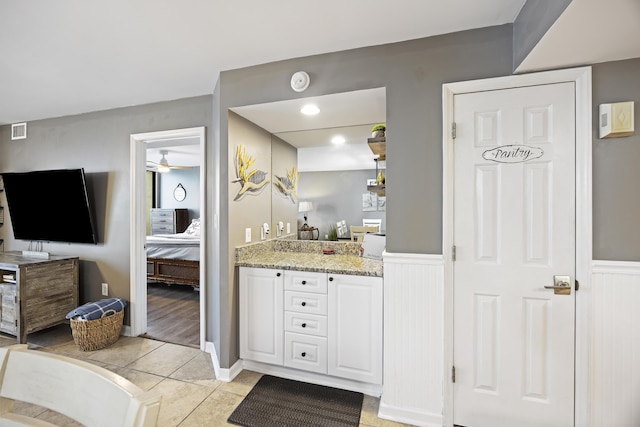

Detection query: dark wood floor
xmin=144 ymin=282 xmax=200 ymax=347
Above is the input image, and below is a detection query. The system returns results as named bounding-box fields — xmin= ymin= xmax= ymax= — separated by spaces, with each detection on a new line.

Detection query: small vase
xmin=372 ymin=130 xmax=385 ymax=138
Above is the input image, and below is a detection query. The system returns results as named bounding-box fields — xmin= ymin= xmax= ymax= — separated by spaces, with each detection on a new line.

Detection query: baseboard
xmin=121 ymin=325 xmax=132 ymax=336
xmin=205 ymin=341 xmax=242 ymax=382
xmin=377 ymin=400 xmax=443 ymax=427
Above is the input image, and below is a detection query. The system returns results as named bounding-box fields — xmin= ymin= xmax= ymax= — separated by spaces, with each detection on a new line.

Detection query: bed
xmin=146 ymin=219 xmax=200 ymax=288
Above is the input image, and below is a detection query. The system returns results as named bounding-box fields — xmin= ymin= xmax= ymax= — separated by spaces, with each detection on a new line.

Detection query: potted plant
xmin=327 ymin=224 xmax=339 ymax=241
xmin=371 ymin=124 xmax=386 ymax=138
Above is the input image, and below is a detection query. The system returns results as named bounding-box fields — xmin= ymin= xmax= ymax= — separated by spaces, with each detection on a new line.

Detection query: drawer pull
xmin=329 ymin=276 xmax=334 ymax=281
xmin=301 ymin=280 xmax=307 ymax=285
xmin=276 ymin=272 xmax=281 ymax=277
xmin=301 ymin=352 xmax=306 ymax=357
xmin=301 ymin=323 xmax=307 ymax=328
xmin=301 ymin=302 xmax=306 ymax=307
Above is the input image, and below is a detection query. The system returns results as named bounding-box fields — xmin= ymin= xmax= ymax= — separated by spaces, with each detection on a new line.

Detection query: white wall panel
xmin=591 ymin=261 xmax=640 ymax=427
xmin=379 ymin=252 xmax=444 ymax=427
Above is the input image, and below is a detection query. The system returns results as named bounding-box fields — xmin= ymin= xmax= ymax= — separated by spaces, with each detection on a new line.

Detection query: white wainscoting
xmin=591 ymin=260 xmax=640 ymax=427
xmin=378 ymin=252 xmax=444 ymax=427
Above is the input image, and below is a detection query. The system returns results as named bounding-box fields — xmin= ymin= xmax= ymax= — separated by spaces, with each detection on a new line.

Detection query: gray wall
xmin=298 ymin=170 xmax=386 ymax=240
xmin=215 ymin=24 xmax=515 ymax=366
xmin=0 ymin=95 xmax=212 ymax=324
xmin=158 ymin=167 xmax=201 ymax=222
xmin=592 ymin=58 xmax=640 ymax=261
xmin=513 ymin=0 xmax=573 ymax=70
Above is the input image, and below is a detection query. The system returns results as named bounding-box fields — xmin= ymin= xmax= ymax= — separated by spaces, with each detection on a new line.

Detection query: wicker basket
xmin=70 ymin=309 xmax=124 ymax=351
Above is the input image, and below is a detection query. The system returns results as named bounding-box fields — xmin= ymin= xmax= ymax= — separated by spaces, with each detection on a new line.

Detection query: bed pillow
xmin=184 ymin=218 xmax=201 ymax=236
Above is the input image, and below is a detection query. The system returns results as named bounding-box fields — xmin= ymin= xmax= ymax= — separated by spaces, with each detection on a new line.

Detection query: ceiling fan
xmin=146 ymin=150 xmax=192 ymax=173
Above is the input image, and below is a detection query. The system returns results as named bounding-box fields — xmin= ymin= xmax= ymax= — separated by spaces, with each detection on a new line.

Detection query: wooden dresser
xmin=150 ymin=208 xmax=189 ymax=234
xmin=0 ymin=252 xmax=79 ymax=343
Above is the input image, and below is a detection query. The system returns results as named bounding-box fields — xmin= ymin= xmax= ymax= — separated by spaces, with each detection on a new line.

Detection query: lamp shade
xmin=298 ymin=201 xmax=313 ymax=213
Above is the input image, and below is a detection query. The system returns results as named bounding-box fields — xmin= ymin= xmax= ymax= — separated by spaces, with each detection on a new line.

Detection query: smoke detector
xmin=290 ymin=71 xmax=310 ymax=92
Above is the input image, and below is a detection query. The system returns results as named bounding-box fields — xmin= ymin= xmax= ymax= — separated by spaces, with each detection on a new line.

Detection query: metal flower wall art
xmin=273 ymin=166 xmax=299 ymax=204
xmin=233 ymin=144 xmax=270 ymax=201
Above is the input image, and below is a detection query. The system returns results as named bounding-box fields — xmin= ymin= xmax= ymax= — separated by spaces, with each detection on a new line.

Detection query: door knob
xmin=544 ymin=275 xmax=571 ymax=295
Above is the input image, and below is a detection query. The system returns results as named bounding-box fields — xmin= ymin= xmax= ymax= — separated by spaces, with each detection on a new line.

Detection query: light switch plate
xmin=245 ymin=228 xmax=251 ymax=243
xmin=287 ymin=223 xmax=291 ymax=234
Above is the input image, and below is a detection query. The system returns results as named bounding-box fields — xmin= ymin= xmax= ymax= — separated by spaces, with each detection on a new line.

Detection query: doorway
xmin=442 ymin=67 xmax=592 ymax=426
xmin=130 ymin=127 xmax=206 ymax=351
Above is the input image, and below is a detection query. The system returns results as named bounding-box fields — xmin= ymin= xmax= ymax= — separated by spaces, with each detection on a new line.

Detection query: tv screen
xmin=2 ymin=169 xmax=97 ymax=244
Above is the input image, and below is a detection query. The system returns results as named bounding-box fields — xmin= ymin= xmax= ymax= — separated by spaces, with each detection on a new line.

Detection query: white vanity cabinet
xmin=328 ymin=273 xmax=383 ymax=384
xmin=239 ymin=267 xmax=284 ymax=365
xmin=239 ymin=266 xmax=383 ymax=385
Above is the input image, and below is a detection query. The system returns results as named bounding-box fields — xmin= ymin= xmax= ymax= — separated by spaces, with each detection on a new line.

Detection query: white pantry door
xmin=453 ymin=82 xmax=576 ymax=427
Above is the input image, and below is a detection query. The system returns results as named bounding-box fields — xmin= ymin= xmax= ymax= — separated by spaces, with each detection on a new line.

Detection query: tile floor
xmin=0 ymin=326 xmax=411 ymax=427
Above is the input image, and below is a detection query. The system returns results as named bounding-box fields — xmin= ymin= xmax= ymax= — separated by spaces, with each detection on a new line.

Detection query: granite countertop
xmin=235 ymin=238 xmax=383 ymax=277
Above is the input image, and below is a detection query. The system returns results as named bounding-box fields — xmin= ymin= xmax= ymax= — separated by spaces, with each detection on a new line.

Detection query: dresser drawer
xmin=284 ymin=332 xmax=327 ymax=374
xmin=284 ymin=312 xmax=327 ymax=337
xmin=150 ymin=209 xmax=174 ymax=219
xmin=152 ymin=224 xmax=174 ymax=234
xmin=284 ymin=291 xmax=327 ymax=315
xmin=284 ymin=271 xmax=327 ymax=294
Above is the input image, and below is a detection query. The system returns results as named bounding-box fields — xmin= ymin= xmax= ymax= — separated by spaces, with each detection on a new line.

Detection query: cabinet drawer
xmin=284 ymin=291 xmax=327 ymax=315
xmin=284 ymin=312 xmax=327 ymax=337
xmin=284 ymin=332 xmax=327 ymax=374
xmin=284 ymin=271 xmax=327 ymax=294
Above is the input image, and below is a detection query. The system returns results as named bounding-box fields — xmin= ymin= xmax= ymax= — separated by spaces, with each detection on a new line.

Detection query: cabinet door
xmin=239 ymin=267 xmax=284 ymax=365
xmin=0 ymin=284 xmax=17 ymax=334
xmin=328 ymin=274 xmax=383 ymax=384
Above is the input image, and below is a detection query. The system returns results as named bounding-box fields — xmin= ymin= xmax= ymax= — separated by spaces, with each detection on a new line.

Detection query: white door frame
xmin=442 ymin=67 xmax=592 ymax=427
xmin=130 ymin=126 xmax=207 ymax=351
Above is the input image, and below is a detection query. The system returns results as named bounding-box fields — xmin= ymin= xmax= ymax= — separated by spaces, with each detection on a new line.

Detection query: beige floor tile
xmin=169 ymin=351 xmax=221 ymax=388
xmin=150 ymin=378 xmax=216 ymax=427
xmin=33 ymin=409 xmax=84 ymax=427
xmin=216 ymin=369 xmax=263 ymax=397
xmin=178 ymin=389 xmax=244 ymax=427
xmin=86 ymin=336 xmax=164 ymax=367
xmin=126 ymin=342 xmax=201 ymax=377
xmin=106 ymin=365 xmax=166 ymax=391
xmin=12 ymin=401 xmax=47 ymax=418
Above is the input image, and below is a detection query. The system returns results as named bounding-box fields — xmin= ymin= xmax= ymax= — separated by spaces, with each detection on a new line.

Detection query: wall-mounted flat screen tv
xmin=2 ymin=168 xmax=97 ymax=244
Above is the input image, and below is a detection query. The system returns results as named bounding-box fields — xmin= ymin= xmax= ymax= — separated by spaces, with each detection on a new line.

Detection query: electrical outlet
xmin=245 ymin=228 xmax=251 ymax=243
xmin=287 ymin=223 xmax=291 ymax=234
xmin=101 ymin=282 xmax=108 ymax=296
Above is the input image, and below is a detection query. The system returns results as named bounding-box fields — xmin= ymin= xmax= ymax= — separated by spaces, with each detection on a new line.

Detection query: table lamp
xmin=298 ymin=201 xmax=313 ymax=227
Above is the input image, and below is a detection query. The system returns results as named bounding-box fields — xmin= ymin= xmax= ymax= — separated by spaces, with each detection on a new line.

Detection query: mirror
xmin=231 ymin=88 xmax=386 ymax=241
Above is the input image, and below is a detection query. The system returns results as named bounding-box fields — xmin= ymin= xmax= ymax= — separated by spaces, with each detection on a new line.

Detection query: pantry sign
xmin=482 ymin=144 xmax=544 ymax=163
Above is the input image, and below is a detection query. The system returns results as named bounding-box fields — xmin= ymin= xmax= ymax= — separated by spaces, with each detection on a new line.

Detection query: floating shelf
xmin=367 ymin=137 xmax=386 ymax=160
xmin=367 ymin=184 xmax=386 ymax=196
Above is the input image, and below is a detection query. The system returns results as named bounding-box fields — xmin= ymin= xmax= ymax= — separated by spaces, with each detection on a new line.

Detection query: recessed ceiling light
xmin=300 ymin=104 xmax=320 ymax=115
xmin=331 ymin=135 xmax=346 ymax=145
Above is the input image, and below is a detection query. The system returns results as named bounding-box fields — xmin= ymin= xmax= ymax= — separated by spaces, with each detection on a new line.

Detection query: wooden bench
xmin=0 ymin=345 xmax=161 ymax=426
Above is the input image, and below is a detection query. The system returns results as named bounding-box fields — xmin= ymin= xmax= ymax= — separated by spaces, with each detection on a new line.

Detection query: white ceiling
xmin=516 ymin=0 xmax=640 ymax=72
xmin=0 ymin=0 xmax=527 ymax=126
